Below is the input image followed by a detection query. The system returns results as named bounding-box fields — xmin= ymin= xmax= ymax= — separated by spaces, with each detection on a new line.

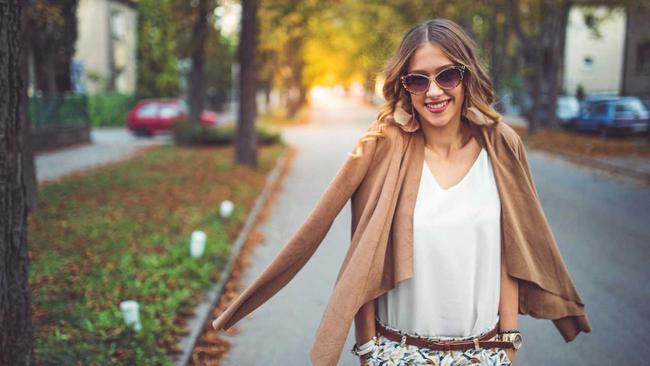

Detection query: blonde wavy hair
xmin=352 ymin=18 xmax=502 ymax=157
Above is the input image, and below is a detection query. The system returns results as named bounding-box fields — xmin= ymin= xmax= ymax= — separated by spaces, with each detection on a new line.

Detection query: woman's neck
xmin=420 ymin=117 xmax=472 ymax=158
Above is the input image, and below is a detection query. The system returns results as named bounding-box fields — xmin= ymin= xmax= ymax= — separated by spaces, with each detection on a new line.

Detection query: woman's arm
xmin=211 ymin=129 xmax=379 ymax=332
xmin=499 ymin=248 xmax=520 ymax=364
xmin=354 ymin=299 xmax=377 ymax=365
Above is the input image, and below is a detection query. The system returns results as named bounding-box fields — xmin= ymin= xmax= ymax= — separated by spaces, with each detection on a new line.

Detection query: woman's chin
xmin=417 ymin=109 xmax=462 ymax=129
xmin=421 ymin=116 xmax=454 ymax=129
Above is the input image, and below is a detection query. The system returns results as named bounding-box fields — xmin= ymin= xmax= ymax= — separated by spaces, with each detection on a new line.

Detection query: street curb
xmin=534 ymin=146 xmax=650 ymax=185
xmin=175 ymin=152 xmax=288 ymax=366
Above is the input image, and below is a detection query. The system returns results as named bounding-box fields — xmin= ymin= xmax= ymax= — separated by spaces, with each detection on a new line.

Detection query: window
xmin=615 ymin=99 xmax=646 ymax=113
xmin=594 ymin=102 xmax=608 ymax=115
xmin=159 ymin=105 xmax=180 ymax=119
xmin=584 ymin=102 xmax=596 ymax=114
xmin=583 ymin=56 xmax=594 ymax=71
xmin=110 ymin=10 xmax=126 ymax=40
xmin=136 ymin=103 xmax=158 ymax=118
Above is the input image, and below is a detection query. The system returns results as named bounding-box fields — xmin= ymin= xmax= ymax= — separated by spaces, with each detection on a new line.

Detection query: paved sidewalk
xmin=36 ymin=128 xmax=170 ymax=183
xmin=220 ymin=96 xmax=375 ymax=366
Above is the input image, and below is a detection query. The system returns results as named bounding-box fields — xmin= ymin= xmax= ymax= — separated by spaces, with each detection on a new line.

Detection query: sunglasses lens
xmin=403 ymin=75 xmax=429 ymax=93
xmin=436 ymin=68 xmax=462 ymax=89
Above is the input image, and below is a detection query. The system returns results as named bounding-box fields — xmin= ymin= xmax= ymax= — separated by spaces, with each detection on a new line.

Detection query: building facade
xmin=74 ymin=0 xmax=137 ymax=94
xmin=563 ymin=6 xmax=626 ymax=96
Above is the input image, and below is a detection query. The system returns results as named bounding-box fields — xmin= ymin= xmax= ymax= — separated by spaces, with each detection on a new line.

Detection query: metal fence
xmin=29 ymin=94 xmax=90 ymax=128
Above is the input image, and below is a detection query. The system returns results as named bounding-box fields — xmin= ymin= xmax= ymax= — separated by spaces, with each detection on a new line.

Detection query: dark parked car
xmin=127 ymin=99 xmax=218 ymax=136
xmin=572 ymin=96 xmax=649 ymax=137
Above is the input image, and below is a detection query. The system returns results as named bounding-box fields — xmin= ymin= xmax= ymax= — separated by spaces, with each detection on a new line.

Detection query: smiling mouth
xmin=424 ymin=99 xmax=451 ymax=112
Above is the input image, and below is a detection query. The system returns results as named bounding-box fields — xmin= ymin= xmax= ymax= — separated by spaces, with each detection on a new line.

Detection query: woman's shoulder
xmin=364 ymin=119 xmax=402 ymax=136
xmin=359 ymin=119 xmax=404 ymax=147
xmin=348 ymin=120 xmax=406 ymax=169
xmin=480 ymin=120 xmax=525 ymax=153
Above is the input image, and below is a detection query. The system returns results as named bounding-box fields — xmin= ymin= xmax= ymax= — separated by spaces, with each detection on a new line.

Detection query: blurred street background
xmin=1 ymin=0 xmax=649 ymax=365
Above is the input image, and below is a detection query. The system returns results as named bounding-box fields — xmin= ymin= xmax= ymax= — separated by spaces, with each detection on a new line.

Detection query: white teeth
xmin=426 ymin=100 xmax=449 ymax=109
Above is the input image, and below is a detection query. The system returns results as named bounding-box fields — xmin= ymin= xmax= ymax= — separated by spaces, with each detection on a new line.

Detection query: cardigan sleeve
xmin=211 ymin=123 xmax=380 ymax=332
xmin=511 ymin=134 xmax=593 ymax=341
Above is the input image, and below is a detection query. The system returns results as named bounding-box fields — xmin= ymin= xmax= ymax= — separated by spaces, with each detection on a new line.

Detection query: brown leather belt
xmin=375 ymin=320 xmax=514 ymax=351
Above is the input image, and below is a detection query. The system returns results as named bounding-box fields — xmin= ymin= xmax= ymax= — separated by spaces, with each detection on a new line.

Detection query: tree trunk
xmin=235 ymin=0 xmax=258 ymax=166
xmin=488 ymin=7 xmax=502 ymax=111
xmin=528 ymin=61 xmax=542 ymax=135
xmin=285 ymin=35 xmax=305 ymax=119
xmin=44 ymin=54 xmax=58 ymax=96
xmin=0 ymin=1 xmax=34 ymax=364
xmin=364 ymin=70 xmax=375 ymax=104
xmin=491 ymin=8 xmax=510 ymax=113
xmin=22 ymin=0 xmax=38 ymax=211
xmin=188 ymin=0 xmax=210 ymax=127
xmin=545 ymin=0 xmax=572 ymax=129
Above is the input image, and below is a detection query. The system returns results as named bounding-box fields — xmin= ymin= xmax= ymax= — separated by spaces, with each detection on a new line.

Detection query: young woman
xmin=212 ymin=19 xmax=591 ymax=366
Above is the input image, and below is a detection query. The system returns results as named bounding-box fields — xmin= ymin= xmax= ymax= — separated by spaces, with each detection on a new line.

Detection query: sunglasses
xmin=400 ymin=65 xmax=466 ymax=94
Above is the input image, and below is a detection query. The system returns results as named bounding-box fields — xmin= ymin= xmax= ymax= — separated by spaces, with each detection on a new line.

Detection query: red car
xmin=127 ymin=99 xmax=218 ymax=135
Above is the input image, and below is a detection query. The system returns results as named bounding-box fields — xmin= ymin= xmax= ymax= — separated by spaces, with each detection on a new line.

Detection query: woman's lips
xmin=425 ymin=99 xmax=451 ymax=113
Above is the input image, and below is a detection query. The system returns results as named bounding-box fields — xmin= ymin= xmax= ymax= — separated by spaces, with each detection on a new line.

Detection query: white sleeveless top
xmin=377 ymin=147 xmax=502 ymax=338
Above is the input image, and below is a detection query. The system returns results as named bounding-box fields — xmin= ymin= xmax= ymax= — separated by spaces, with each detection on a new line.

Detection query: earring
xmin=464 ymin=106 xmax=491 ymax=125
xmin=392 ymin=100 xmax=420 ymax=132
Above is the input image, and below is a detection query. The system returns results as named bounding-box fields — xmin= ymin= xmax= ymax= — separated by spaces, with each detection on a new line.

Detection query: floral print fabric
xmin=364 ymin=322 xmax=511 ymax=366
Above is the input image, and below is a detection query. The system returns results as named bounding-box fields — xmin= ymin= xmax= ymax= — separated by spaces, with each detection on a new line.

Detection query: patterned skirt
xmin=364 ymin=321 xmax=512 ymax=366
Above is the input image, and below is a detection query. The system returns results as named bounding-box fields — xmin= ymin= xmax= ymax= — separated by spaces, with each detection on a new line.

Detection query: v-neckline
xmin=423 ymin=148 xmax=483 ymax=192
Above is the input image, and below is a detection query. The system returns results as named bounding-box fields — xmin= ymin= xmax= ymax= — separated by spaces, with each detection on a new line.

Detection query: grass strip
xmin=29 ymin=144 xmax=284 ymax=365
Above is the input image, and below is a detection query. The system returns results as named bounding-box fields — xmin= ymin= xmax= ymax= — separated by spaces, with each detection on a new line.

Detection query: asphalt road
xmin=517 ymin=149 xmax=649 ymax=365
xmin=220 ymin=94 xmax=650 ymax=365
xmin=36 ymin=128 xmax=169 ymax=183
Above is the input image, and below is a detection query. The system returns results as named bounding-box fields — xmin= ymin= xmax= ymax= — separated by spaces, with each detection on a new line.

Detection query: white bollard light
xmin=190 ymin=230 xmax=207 ymax=258
xmin=219 ymin=200 xmax=234 ymax=219
xmin=120 ymin=300 xmax=142 ymax=332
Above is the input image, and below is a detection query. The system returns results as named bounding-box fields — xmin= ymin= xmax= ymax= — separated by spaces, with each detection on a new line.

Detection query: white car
xmin=556 ymin=96 xmax=581 ymax=125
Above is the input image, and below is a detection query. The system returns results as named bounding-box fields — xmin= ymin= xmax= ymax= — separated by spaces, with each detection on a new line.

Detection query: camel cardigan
xmin=211 ymin=119 xmax=591 ymax=365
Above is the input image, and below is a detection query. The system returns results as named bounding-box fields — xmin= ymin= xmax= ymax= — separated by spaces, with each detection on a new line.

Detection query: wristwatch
xmin=351 ymin=336 xmax=377 ymax=357
xmin=499 ymin=330 xmax=523 ymax=350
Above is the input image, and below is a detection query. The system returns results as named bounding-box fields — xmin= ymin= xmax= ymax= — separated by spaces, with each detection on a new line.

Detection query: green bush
xmin=88 ymin=93 xmax=137 ymax=127
xmin=173 ymin=122 xmax=283 ymax=146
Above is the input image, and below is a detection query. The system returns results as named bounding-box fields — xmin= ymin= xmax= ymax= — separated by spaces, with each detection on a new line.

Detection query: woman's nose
xmin=426 ymin=80 xmax=444 ymax=97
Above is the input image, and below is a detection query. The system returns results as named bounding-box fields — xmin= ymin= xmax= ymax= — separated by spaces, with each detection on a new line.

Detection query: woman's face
xmin=406 ymin=42 xmax=465 ymax=129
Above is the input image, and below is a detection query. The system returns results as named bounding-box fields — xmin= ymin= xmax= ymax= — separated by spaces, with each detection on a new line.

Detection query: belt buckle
xmin=472 ymin=337 xmax=480 ymax=351
xmin=429 ymin=340 xmax=450 ymax=352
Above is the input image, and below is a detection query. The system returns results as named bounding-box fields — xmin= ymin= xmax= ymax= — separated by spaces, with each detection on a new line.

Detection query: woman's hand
xmin=354 ymin=300 xmax=377 ymax=366
xmin=505 ymin=349 xmax=517 ymax=365
xmin=359 ymin=354 xmax=372 ymax=366
xmin=499 ymin=247 xmax=519 ymax=365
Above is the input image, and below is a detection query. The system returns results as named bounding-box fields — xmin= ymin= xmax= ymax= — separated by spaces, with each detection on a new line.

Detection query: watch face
xmin=513 ymin=334 xmax=523 ymax=350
